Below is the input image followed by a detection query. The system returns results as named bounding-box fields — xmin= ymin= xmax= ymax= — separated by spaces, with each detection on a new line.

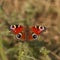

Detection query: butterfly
xmin=10 ymin=25 xmax=46 ymax=41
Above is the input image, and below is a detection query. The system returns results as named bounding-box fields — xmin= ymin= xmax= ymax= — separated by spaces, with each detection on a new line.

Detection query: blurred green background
xmin=0 ymin=0 xmax=60 ymax=60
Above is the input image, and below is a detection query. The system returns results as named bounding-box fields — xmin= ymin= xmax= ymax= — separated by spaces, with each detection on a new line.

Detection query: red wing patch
xmin=12 ymin=27 xmax=24 ymax=34
xmin=31 ymin=26 xmax=46 ymax=35
xmin=31 ymin=26 xmax=41 ymax=35
xmin=10 ymin=25 xmax=24 ymax=34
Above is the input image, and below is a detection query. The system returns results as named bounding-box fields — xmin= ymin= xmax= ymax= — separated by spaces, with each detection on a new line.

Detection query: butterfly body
xmin=10 ymin=25 xmax=46 ymax=41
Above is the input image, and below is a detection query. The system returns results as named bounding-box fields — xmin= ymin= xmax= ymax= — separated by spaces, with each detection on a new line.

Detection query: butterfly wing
xmin=28 ymin=26 xmax=46 ymax=41
xmin=10 ymin=25 xmax=25 ymax=40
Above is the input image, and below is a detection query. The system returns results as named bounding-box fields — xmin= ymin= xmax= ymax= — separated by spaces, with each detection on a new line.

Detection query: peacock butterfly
xmin=10 ymin=25 xmax=46 ymax=41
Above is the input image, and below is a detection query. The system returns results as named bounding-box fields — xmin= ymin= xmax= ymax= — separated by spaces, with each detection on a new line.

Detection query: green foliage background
xmin=0 ymin=0 xmax=60 ymax=60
